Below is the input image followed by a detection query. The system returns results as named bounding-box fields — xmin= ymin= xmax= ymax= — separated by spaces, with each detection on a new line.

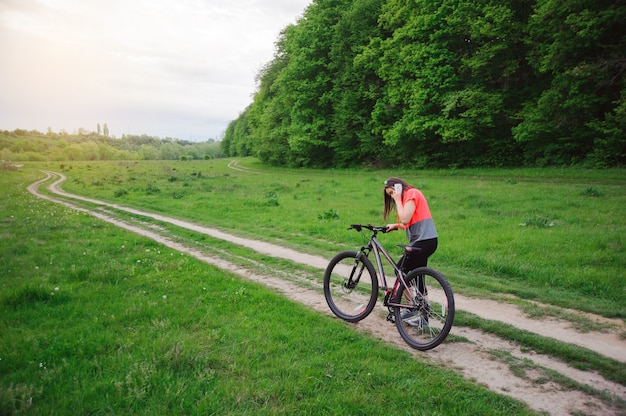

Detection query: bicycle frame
xmin=360 ymin=234 xmax=413 ymax=308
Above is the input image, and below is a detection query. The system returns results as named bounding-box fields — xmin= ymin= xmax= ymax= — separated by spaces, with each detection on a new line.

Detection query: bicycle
xmin=323 ymin=224 xmax=455 ymax=351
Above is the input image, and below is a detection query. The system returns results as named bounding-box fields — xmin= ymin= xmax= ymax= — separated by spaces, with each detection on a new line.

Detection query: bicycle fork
xmin=344 ymin=249 xmax=371 ymax=290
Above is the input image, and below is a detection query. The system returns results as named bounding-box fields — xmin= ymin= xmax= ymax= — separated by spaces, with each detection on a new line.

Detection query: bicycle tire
xmin=392 ymin=267 xmax=454 ymax=350
xmin=323 ymin=250 xmax=378 ymax=322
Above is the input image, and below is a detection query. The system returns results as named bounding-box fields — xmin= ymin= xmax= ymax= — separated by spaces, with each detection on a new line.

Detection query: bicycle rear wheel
xmin=392 ymin=267 xmax=454 ymax=350
xmin=323 ymin=251 xmax=378 ymax=322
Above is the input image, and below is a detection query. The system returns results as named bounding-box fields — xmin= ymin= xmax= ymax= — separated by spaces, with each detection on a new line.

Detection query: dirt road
xmin=28 ymin=170 xmax=626 ymax=415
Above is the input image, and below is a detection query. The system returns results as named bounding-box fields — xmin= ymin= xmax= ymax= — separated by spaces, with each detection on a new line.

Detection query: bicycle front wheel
xmin=323 ymin=251 xmax=378 ymax=322
xmin=393 ymin=267 xmax=455 ymax=350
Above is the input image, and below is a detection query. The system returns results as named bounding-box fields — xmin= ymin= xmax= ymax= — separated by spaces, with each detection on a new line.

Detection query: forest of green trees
xmin=0 ymin=129 xmax=222 ymax=162
xmin=221 ymin=0 xmax=625 ymax=168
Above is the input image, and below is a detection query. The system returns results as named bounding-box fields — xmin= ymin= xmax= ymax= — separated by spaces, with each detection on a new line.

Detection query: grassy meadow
xmin=45 ymin=159 xmax=625 ymax=316
xmin=1 ymin=159 xmax=625 ymax=414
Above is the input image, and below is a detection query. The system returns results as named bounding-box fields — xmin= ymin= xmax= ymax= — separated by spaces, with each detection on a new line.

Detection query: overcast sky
xmin=0 ymin=0 xmax=311 ymax=140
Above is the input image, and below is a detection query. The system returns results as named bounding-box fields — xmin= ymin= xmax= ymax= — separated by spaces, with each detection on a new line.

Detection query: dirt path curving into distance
xmin=27 ymin=169 xmax=626 ymax=416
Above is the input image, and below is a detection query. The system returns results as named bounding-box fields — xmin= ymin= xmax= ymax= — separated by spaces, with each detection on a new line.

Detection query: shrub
xmin=520 ymin=215 xmax=555 ymax=228
xmin=114 ymin=188 xmax=128 ymax=197
xmin=318 ymin=208 xmax=339 ymax=221
xmin=265 ymin=192 xmax=279 ymax=206
xmin=581 ymin=187 xmax=603 ymax=197
xmin=145 ymin=184 xmax=161 ymax=194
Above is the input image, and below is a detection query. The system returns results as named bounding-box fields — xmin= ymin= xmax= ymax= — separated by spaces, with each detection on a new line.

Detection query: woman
xmin=384 ymin=177 xmax=438 ymax=326
xmin=383 ymin=177 xmax=438 ymax=273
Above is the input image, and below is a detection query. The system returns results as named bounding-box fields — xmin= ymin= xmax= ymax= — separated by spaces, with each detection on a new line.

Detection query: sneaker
xmin=401 ymin=311 xmax=420 ymax=325
xmin=402 ymin=311 xmax=428 ymax=329
xmin=401 ymin=310 xmax=416 ymax=321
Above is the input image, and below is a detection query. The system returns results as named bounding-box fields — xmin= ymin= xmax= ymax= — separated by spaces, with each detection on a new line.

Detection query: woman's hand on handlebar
xmin=386 ymin=224 xmax=399 ymax=232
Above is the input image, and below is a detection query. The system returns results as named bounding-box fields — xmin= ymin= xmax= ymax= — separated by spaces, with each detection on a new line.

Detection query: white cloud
xmin=0 ymin=0 xmax=310 ymax=140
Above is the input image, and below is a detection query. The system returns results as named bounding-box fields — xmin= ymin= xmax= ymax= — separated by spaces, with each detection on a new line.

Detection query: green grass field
xmin=48 ymin=159 xmax=626 ymax=316
xmin=1 ymin=159 xmax=624 ymax=414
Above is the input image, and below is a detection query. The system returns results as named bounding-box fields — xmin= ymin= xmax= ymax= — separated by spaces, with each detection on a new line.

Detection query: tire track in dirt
xmin=28 ymin=170 xmax=626 ymax=416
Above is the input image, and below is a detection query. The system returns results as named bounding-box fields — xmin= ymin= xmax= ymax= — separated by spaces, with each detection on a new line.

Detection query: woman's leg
xmin=399 ymin=238 xmax=438 ymax=273
xmin=400 ymin=238 xmax=438 ymax=294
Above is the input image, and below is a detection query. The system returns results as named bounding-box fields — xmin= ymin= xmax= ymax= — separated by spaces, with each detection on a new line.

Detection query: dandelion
xmin=54 ymin=287 xmax=59 ymax=291
xmin=162 ymin=295 xmax=167 ymax=300
xmin=146 ymin=249 xmax=151 ymax=253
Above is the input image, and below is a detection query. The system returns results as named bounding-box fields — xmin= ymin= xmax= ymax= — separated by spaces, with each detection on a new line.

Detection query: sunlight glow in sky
xmin=0 ymin=0 xmax=311 ymax=140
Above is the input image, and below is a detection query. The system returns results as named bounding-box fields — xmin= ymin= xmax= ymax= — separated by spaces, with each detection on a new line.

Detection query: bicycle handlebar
xmin=348 ymin=224 xmax=392 ymax=233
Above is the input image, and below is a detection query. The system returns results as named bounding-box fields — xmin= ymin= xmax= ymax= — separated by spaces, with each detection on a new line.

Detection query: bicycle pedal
xmin=386 ymin=313 xmax=395 ymax=323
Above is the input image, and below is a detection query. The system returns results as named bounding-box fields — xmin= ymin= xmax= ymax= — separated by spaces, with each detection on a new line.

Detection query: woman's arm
xmin=393 ymin=193 xmax=416 ymax=225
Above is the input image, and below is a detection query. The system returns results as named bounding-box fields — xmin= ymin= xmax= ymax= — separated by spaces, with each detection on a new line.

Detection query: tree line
xmin=0 ymin=129 xmax=223 ymax=162
xmin=221 ymin=0 xmax=625 ymax=168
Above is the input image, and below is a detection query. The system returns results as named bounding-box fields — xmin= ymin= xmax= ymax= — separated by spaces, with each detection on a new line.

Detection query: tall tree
xmin=514 ymin=0 xmax=626 ymax=166
xmin=329 ymin=0 xmax=386 ymax=167
xmin=280 ymin=0 xmax=351 ymax=167
xmin=366 ymin=0 xmax=532 ymax=167
xmin=248 ymin=27 xmax=295 ymax=166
